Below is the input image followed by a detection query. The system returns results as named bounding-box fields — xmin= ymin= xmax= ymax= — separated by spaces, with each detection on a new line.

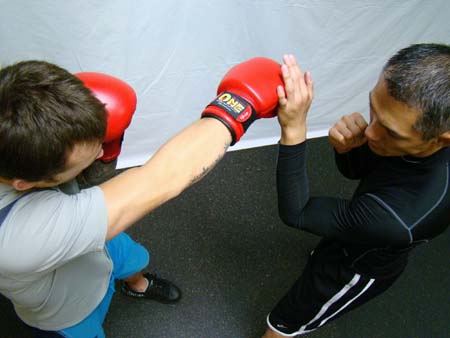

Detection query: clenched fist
xmin=328 ymin=112 xmax=368 ymax=154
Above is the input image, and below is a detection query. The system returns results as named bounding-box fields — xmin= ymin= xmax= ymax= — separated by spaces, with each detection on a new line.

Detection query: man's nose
xmin=365 ymin=120 xmax=382 ymax=141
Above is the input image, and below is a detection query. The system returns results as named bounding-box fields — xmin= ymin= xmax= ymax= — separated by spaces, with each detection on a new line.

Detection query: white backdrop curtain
xmin=1 ymin=0 xmax=449 ymax=168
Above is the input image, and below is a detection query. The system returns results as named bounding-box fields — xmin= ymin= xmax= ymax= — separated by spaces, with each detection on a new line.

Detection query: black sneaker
xmin=120 ymin=273 xmax=181 ymax=304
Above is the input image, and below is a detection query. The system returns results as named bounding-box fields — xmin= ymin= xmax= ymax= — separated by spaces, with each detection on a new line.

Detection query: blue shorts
xmin=56 ymin=232 xmax=150 ymax=338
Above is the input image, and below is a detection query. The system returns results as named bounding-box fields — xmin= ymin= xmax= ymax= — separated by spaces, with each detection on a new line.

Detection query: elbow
xmin=278 ymin=207 xmax=303 ymax=230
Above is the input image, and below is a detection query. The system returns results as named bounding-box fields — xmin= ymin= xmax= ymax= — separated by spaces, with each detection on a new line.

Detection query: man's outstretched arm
xmin=101 ymin=118 xmax=231 ymax=240
xmin=101 ymin=56 xmax=284 ymax=241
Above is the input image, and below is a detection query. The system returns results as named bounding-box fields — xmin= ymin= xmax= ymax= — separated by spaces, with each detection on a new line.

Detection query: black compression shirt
xmin=277 ymin=141 xmax=450 ymax=278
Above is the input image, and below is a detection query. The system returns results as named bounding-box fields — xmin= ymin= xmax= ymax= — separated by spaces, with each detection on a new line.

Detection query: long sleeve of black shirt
xmin=276 ymin=141 xmax=450 ymax=277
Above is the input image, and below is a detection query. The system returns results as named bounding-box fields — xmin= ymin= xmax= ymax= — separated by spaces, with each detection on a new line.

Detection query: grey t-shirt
xmin=0 ymin=180 xmax=112 ymax=330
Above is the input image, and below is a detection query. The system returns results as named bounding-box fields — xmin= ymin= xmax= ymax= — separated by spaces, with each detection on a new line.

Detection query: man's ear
xmin=438 ymin=131 xmax=450 ymax=147
xmin=11 ymin=179 xmax=37 ymax=191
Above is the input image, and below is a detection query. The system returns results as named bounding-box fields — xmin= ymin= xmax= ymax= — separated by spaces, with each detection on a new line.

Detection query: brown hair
xmin=0 ymin=60 xmax=107 ymax=181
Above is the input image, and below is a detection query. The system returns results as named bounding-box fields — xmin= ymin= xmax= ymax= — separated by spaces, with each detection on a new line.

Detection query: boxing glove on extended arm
xmin=75 ymin=72 xmax=137 ymax=162
xmin=201 ymin=57 xmax=283 ymax=145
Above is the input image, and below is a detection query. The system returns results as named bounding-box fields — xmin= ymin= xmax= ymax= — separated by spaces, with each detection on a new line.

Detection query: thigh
xmin=267 ymin=240 xmax=400 ymax=336
xmin=56 ymin=233 xmax=150 ymax=338
xmin=106 ymin=232 xmax=150 ymax=280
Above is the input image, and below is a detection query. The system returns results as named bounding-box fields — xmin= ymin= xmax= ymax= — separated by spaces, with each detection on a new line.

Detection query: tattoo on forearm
xmin=189 ymin=142 xmax=229 ymax=185
xmin=191 ymin=166 xmax=211 ymax=185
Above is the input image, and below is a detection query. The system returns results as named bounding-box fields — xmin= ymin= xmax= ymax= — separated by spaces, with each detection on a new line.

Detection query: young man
xmin=0 ymin=57 xmax=285 ymax=337
xmin=264 ymin=44 xmax=450 ymax=337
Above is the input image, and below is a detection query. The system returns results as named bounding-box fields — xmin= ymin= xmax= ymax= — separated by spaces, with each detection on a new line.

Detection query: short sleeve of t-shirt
xmin=0 ymin=186 xmax=108 ymax=275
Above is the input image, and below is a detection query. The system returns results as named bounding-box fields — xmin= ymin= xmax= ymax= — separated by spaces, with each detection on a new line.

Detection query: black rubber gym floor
xmin=1 ymin=137 xmax=449 ymax=338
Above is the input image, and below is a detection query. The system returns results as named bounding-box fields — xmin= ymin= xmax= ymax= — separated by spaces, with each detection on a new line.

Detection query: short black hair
xmin=383 ymin=43 xmax=450 ymax=140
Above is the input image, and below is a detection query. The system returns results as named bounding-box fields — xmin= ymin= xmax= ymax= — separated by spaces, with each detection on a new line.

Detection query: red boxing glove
xmin=201 ymin=57 xmax=283 ymax=145
xmin=75 ymin=72 xmax=137 ymax=162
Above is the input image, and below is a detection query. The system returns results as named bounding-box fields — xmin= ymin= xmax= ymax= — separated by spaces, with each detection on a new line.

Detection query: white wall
xmin=1 ymin=0 xmax=449 ymax=168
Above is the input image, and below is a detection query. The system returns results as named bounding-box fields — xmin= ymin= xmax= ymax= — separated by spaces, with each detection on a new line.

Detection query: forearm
xmin=277 ymin=141 xmax=310 ymax=228
xmin=101 ymin=118 xmax=231 ymax=240
xmin=277 ymin=141 xmax=355 ymax=238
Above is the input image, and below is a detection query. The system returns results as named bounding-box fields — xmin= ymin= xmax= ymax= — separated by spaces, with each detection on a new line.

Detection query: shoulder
xmin=0 ymin=186 xmax=108 ymax=274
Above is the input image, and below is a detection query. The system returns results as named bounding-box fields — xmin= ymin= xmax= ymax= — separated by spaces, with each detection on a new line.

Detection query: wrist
xmin=200 ymin=117 xmax=233 ymax=145
xmin=280 ymin=125 xmax=306 ymax=145
xmin=201 ymin=92 xmax=257 ymax=145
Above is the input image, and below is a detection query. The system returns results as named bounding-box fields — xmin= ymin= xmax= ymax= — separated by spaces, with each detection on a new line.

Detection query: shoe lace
xmin=146 ymin=270 xmax=170 ymax=295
